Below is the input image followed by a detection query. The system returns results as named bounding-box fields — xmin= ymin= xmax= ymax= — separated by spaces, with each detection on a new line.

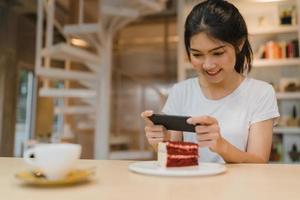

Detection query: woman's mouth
xmin=206 ymin=68 xmax=222 ymax=76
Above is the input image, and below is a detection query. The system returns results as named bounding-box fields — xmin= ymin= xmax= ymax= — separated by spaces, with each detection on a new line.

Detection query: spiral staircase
xmin=35 ymin=0 xmax=167 ymax=159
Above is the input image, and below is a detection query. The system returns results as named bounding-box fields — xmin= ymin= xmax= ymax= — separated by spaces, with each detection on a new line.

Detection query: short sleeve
xmin=250 ymin=85 xmax=280 ymax=125
xmin=162 ymin=84 xmax=181 ymax=115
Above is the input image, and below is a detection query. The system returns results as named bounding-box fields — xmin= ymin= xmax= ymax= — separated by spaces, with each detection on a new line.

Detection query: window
xmin=14 ymin=69 xmax=34 ymax=157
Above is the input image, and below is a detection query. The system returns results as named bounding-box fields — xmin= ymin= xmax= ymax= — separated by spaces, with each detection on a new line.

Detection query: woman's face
xmin=189 ymin=32 xmax=238 ymax=85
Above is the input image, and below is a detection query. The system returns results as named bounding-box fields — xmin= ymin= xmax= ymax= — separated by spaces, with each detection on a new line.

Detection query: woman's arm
xmin=218 ymin=119 xmax=273 ymax=163
xmin=187 ymin=116 xmax=274 ymax=163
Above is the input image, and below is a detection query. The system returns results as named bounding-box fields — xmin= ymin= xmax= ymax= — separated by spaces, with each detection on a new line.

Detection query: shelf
xmin=249 ymin=25 xmax=298 ymax=35
xmin=110 ymin=135 xmax=130 ymax=145
xmin=274 ymin=127 xmax=300 ymax=134
xmin=253 ymin=58 xmax=300 ymax=68
xmin=276 ymin=92 xmax=300 ymax=99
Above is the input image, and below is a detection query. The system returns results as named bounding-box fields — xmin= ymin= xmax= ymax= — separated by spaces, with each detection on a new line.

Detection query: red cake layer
xmin=166 ymin=141 xmax=198 ymax=155
xmin=165 ymin=141 xmax=199 ymax=167
xmin=167 ymin=155 xmax=198 ymax=167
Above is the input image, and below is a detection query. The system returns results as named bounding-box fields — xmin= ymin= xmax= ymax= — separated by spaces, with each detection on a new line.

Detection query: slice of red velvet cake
xmin=158 ymin=141 xmax=199 ymax=167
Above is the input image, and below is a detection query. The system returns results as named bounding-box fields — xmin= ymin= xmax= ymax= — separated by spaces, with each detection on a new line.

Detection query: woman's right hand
xmin=141 ymin=110 xmax=169 ymax=151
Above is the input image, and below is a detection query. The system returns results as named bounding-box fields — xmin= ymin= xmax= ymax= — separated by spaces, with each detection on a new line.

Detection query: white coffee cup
xmin=23 ymin=143 xmax=82 ymax=180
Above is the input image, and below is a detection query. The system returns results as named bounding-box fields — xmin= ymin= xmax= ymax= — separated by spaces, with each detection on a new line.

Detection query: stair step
xmin=80 ymin=98 xmax=96 ymax=106
xmin=63 ymin=23 xmax=99 ymax=36
xmin=39 ymin=88 xmax=96 ymax=98
xmin=54 ymin=106 xmax=95 ymax=115
xmin=84 ymin=62 xmax=99 ymax=73
xmin=41 ymin=43 xmax=99 ymax=64
xmin=79 ymin=80 xmax=97 ymax=90
xmin=36 ymin=67 xmax=97 ymax=81
xmin=102 ymin=5 xmax=139 ymax=18
xmin=77 ymin=121 xmax=95 ymax=130
xmin=137 ymin=0 xmax=166 ymax=13
xmin=102 ymin=0 xmax=166 ymax=16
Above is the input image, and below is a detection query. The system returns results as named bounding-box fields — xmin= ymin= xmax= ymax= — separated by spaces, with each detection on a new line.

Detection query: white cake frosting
xmin=157 ymin=142 xmax=167 ymax=167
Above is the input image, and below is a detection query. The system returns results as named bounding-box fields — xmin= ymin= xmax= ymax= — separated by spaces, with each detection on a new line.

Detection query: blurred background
xmin=0 ymin=0 xmax=299 ymax=163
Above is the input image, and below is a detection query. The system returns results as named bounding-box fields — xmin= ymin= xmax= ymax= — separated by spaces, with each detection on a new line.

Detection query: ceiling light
xmin=70 ymin=38 xmax=89 ymax=47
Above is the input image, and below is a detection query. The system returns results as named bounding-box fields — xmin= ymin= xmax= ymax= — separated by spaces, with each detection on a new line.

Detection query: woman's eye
xmin=213 ymin=52 xmax=224 ymax=56
xmin=192 ymin=54 xmax=203 ymax=58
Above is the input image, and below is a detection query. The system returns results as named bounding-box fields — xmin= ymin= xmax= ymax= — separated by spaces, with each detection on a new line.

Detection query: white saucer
xmin=128 ymin=161 xmax=226 ymax=177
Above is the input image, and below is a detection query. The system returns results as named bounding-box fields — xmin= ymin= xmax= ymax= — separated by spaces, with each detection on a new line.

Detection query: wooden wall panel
xmin=0 ymin=8 xmax=18 ymax=156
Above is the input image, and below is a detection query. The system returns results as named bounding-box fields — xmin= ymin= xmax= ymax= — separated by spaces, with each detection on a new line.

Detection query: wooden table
xmin=1 ymin=157 xmax=299 ymax=200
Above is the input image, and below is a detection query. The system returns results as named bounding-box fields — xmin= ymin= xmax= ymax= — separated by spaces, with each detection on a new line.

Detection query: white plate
xmin=128 ymin=161 xmax=226 ymax=177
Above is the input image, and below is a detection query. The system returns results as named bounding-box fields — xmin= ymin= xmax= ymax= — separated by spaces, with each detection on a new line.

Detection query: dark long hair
xmin=184 ymin=0 xmax=253 ymax=74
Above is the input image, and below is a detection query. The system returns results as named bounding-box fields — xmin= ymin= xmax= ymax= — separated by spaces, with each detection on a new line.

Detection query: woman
xmin=141 ymin=0 xmax=279 ymax=163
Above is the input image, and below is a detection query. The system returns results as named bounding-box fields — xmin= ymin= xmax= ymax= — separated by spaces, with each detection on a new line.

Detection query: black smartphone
xmin=148 ymin=114 xmax=196 ymax=132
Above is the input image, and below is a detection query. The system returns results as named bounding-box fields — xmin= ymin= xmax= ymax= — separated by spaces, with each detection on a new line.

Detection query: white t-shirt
xmin=162 ymin=77 xmax=280 ymax=163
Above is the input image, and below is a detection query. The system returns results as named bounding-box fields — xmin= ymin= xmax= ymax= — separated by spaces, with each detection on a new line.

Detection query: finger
xmin=195 ymin=125 xmax=210 ymax=133
xmin=187 ymin=116 xmax=218 ymax=125
xmin=141 ymin=110 xmax=154 ymax=118
xmin=141 ymin=110 xmax=154 ymax=126
xmin=195 ymin=124 xmax=219 ymax=133
xmin=145 ymin=125 xmax=165 ymax=132
xmin=198 ymin=140 xmax=214 ymax=148
xmin=146 ymin=131 xmax=164 ymax=139
xmin=164 ymin=131 xmax=171 ymax=141
xmin=149 ymin=138 xmax=164 ymax=145
xmin=197 ymin=132 xmax=218 ymax=141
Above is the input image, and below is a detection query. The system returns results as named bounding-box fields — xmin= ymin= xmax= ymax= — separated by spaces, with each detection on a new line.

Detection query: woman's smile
xmin=206 ymin=68 xmax=222 ymax=76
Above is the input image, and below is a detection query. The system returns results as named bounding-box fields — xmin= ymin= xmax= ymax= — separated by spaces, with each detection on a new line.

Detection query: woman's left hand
xmin=187 ymin=116 xmax=226 ymax=154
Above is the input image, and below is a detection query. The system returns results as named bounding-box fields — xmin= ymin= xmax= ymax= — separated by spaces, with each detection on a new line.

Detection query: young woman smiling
xmin=141 ymin=0 xmax=280 ymax=163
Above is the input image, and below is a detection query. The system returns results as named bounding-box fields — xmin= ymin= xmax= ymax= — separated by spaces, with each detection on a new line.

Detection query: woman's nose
xmin=203 ymin=58 xmax=216 ymax=70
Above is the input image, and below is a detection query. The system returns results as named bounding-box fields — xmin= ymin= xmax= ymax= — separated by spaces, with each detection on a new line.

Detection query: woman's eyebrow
xmin=189 ymin=45 xmax=226 ymax=53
